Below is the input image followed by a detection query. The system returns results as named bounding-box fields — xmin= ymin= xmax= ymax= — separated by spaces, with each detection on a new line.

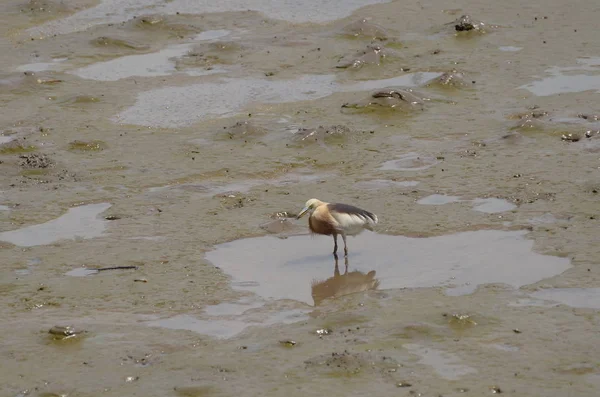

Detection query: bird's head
xmin=296 ymin=198 xmax=323 ymax=219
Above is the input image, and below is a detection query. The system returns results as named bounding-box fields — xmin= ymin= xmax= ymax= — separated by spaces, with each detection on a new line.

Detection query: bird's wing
xmin=328 ymin=203 xmax=378 ymax=229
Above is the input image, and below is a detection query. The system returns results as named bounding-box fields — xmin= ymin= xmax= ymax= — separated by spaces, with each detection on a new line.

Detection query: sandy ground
xmin=1 ymin=0 xmax=600 ymax=396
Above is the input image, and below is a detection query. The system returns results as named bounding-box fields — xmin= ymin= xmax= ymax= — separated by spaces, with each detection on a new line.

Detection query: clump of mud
xmin=342 ymin=87 xmax=426 ymax=112
xmin=426 ymin=69 xmax=472 ymax=89
xmin=336 ymin=43 xmax=399 ymax=69
xmin=435 ymin=14 xmax=495 ymax=36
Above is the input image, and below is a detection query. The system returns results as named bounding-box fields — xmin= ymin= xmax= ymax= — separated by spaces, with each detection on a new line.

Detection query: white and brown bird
xmin=296 ymin=198 xmax=378 ymax=257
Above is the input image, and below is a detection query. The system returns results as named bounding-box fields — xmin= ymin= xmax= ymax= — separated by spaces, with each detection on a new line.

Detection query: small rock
xmin=279 ymin=340 xmax=297 ymax=347
xmin=561 ymin=133 xmax=581 ymax=142
xmin=48 ymin=325 xmax=83 ymax=340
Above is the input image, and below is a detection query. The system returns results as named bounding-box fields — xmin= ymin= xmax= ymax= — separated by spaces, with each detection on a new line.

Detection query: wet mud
xmin=1 ymin=0 xmax=600 ymax=396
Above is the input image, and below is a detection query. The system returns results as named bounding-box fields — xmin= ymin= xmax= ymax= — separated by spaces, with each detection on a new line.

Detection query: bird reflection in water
xmin=311 ymin=255 xmax=380 ymax=306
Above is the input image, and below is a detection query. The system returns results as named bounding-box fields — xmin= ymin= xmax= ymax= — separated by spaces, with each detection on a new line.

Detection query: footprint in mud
xmin=336 ymin=43 xmax=399 ymax=69
xmin=341 ymin=87 xmax=427 ymax=112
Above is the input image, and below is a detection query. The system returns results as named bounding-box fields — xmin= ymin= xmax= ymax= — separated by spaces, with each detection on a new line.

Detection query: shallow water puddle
xmin=205 ymin=230 xmax=571 ymax=305
xmin=0 ymin=205 xmax=10 ymax=211
xmin=114 ymin=72 xmax=441 ymax=127
xmin=417 ymin=194 xmax=461 ymax=205
xmin=0 ymin=203 xmax=111 ymax=247
xmin=417 ymin=194 xmax=516 ymax=214
xmin=0 ymin=136 xmax=15 ymax=145
xmin=499 ymin=46 xmax=522 ymax=52
xmin=16 ymin=58 xmax=68 ymax=73
xmin=69 ymin=30 xmax=230 ymax=81
xmin=529 ymin=288 xmax=600 ymax=309
xmin=379 ymin=152 xmax=441 ymax=171
xmin=27 ymin=0 xmax=392 ymax=37
xmin=143 ymin=308 xmax=309 ymax=339
xmin=519 ymin=57 xmax=600 ymax=96
xmin=403 ymin=343 xmax=477 ymax=380
xmin=353 ymin=179 xmax=420 ymax=190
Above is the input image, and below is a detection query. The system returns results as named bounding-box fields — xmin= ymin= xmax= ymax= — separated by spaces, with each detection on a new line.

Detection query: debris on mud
xmin=339 ymin=18 xmax=389 ymax=41
xmin=18 ymin=153 xmax=53 ymax=169
xmin=342 ymin=87 xmax=426 ymax=112
xmin=315 ymin=328 xmax=333 ymax=336
xmin=450 ymin=14 xmax=488 ymax=33
xmin=561 ymin=132 xmax=581 ymax=142
xmin=48 ymin=325 xmax=84 ymax=340
xmin=336 ymin=43 xmax=398 ymax=69
xmin=279 ymin=340 xmax=297 ymax=347
xmin=269 ymin=211 xmax=296 ymax=219
xmin=445 ymin=313 xmax=478 ymax=329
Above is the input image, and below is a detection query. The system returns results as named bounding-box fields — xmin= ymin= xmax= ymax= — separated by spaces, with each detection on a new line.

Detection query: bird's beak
xmin=296 ymin=207 xmax=309 ymax=219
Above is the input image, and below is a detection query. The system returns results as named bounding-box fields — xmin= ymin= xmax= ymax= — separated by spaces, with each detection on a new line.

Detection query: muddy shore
xmin=1 ymin=0 xmax=600 ymax=396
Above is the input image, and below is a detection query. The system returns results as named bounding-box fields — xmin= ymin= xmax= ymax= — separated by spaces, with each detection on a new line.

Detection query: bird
xmin=296 ymin=198 xmax=378 ymax=257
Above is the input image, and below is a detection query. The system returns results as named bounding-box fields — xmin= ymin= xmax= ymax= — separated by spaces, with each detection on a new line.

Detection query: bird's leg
xmin=332 ymin=233 xmax=338 ymax=256
xmin=333 ymin=255 xmax=340 ymax=276
xmin=342 ymin=233 xmax=348 ymax=257
xmin=344 ymin=255 xmax=349 ymax=275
